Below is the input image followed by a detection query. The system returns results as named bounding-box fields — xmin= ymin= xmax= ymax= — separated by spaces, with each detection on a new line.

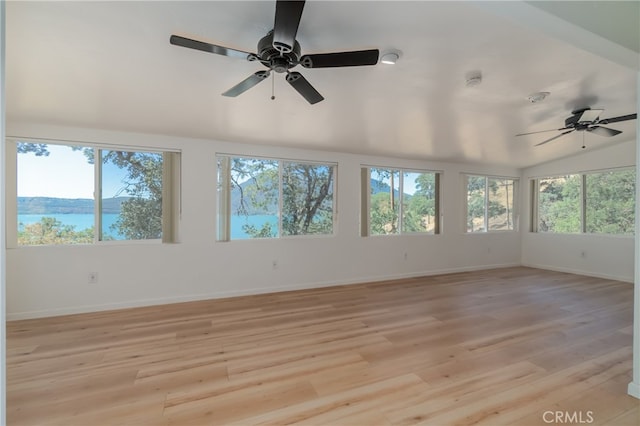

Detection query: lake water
xmin=18 ymin=213 xmax=277 ymax=240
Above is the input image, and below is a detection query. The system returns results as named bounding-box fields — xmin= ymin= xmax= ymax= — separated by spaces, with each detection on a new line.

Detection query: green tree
xmin=17 ymin=143 xmax=163 ymax=242
xmin=18 ymin=217 xmax=94 ymax=245
xmin=466 ymin=177 xmax=508 ymax=232
xmin=370 ymin=169 xmax=399 ymax=234
xmin=371 ymin=191 xmax=399 ymax=234
xmin=586 ymin=170 xmax=635 ymax=235
xmin=403 ymin=172 xmax=437 ymax=233
xmin=103 ymin=151 xmax=163 ymax=240
xmin=538 ymin=175 xmax=581 ymax=233
xmin=227 ymin=158 xmax=334 ymax=238
xmin=17 ymin=142 xmax=49 ymax=157
xmin=467 ymin=176 xmax=486 ymax=232
xmin=282 ymin=163 xmax=334 ymax=235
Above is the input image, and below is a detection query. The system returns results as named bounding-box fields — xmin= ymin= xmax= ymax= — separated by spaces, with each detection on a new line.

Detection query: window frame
xmin=531 ymin=166 xmax=635 ymax=236
xmin=216 ymin=153 xmax=338 ymax=242
xmin=361 ymin=165 xmax=441 ymax=237
xmin=464 ymin=173 xmax=519 ymax=234
xmin=7 ymin=138 xmax=181 ymax=248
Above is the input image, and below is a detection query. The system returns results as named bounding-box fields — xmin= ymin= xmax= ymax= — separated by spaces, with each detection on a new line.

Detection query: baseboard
xmin=520 ymin=262 xmax=633 ymax=283
xmin=628 ymin=382 xmax=640 ymax=399
xmin=6 ymin=262 xmax=519 ymax=321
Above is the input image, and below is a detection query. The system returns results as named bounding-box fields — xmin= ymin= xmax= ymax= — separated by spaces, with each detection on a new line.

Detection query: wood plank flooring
xmin=6 ymin=267 xmax=639 ymax=425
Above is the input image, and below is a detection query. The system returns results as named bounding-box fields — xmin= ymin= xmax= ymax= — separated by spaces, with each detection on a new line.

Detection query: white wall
xmin=1 ymin=0 xmax=7 ymax=421
xmin=6 ymin=123 xmax=521 ymax=320
xmin=521 ymin=139 xmax=636 ymax=282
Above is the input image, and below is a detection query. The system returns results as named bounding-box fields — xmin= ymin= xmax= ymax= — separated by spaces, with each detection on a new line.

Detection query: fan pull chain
xmin=271 ymin=73 xmax=275 ymax=100
xmin=582 ymin=131 xmax=586 ymax=149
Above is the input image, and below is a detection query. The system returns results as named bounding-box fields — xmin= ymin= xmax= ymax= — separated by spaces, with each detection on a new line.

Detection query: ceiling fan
xmin=170 ymin=0 xmax=379 ymax=104
xmin=516 ymin=107 xmax=637 ymax=146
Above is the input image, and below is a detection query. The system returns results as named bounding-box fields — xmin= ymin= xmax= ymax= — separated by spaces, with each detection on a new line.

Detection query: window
xmin=361 ymin=167 xmax=440 ymax=236
xmin=534 ymin=168 xmax=635 ymax=235
xmin=536 ymin=175 xmax=581 ymax=233
xmin=217 ymin=155 xmax=335 ymax=240
xmin=466 ymin=175 xmax=517 ymax=233
xmin=12 ymin=140 xmax=179 ymax=246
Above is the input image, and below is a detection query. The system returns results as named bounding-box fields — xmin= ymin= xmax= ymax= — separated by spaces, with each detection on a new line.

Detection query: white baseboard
xmin=520 ymin=262 xmax=633 ymax=283
xmin=628 ymin=382 xmax=640 ymax=399
xmin=6 ymin=262 xmax=519 ymax=321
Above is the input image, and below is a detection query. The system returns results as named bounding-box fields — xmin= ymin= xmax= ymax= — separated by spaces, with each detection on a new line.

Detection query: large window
xmin=361 ymin=167 xmax=440 ymax=236
xmin=217 ymin=155 xmax=335 ymax=240
xmin=466 ymin=175 xmax=517 ymax=233
xmin=12 ymin=140 xmax=179 ymax=246
xmin=534 ymin=168 xmax=635 ymax=235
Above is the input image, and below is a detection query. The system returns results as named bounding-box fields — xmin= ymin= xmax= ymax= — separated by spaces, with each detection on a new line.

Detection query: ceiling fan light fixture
xmin=527 ymin=91 xmax=550 ymax=103
xmin=380 ymin=51 xmax=399 ymax=65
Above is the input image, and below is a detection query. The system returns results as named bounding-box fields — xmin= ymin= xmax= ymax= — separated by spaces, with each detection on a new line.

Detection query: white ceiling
xmin=6 ymin=1 xmax=639 ymax=168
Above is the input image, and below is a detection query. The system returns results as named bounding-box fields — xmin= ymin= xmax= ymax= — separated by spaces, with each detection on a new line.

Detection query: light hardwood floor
xmin=6 ymin=267 xmax=639 ymax=425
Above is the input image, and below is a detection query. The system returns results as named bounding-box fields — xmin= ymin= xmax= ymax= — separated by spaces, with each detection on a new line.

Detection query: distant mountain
xmin=230 ymin=180 xmax=277 ymax=215
xmin=370 ymin=178 xmax=402 ymax=198
xmin=18 ymin=197 xmax=130 ymax=214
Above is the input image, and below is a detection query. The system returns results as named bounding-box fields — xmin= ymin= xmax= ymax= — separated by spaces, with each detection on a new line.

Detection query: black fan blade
xmin=222 ymin=71 xmax=270 ymax=97
xmin=170 ymin=35 xmax=253 ymax=60
xmin=300 ymin=50 xmax=380 ymax=68
xmin=599 ymin=113 xmax=637 ymax=124
xmin=535 ymin=129 xmax=575 ymax=146
xmin=273 ymin=0 xmax=305 ymax=53
xmin=588 ymin=126 xmax=622 ymax=137
xmin=286 ymin=72 xmax=324 ymax=104
xmin=516 ymin=127 xmax=571 ymax=137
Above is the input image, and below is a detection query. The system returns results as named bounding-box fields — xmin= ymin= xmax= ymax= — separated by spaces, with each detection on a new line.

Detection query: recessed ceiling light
xmin=380 ymin=50 xmax=400 ymax=65
xmin=527 ymin=92 xmax=550 ymax=103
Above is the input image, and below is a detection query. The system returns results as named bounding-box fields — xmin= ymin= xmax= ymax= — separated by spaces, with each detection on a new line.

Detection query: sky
xmin=18 ymin=144 xmax=128 ymax=199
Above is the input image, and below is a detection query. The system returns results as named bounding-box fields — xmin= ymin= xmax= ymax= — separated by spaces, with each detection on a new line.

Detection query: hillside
xmin=230 ymin=177 xmax=402 ymax=215
xmin=18 ymin=197 xmax=129 ymax=214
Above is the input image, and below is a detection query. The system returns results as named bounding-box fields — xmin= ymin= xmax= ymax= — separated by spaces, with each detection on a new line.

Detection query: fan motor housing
xmin=258 ymin=30 xmax=301 ymax=72
xmin=565 ymin=114 xmax=580 ymax=127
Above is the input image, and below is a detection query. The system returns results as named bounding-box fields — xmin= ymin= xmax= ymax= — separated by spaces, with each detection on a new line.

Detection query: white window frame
xmin=216 ymin=154 xmax=337 ymax=241
xmin=464 ymin=174 xmax=519 ymax=234
xmin=531 ymin=166 xmax=635 ymax=236
xmin=361 ymin=165 xmax=441 ymax=237
xmin=7 ymin=138 xmax=181 ymax=247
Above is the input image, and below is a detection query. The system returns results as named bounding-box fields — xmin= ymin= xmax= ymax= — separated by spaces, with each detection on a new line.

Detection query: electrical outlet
xmin=88 ymin=272 xmax=98 ymax=284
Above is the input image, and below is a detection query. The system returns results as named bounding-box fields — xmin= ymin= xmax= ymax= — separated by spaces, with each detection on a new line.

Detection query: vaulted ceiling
xmin=6 ymin=1 xmax=639 ymax=168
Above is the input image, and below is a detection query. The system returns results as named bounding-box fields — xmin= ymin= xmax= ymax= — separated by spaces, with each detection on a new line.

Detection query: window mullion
xmin=95 ymin=148 xmax=102 ymax=242
xmin=484 ymin=177 xmax=489 ymax=232
xmin=531 ymin=179 xmax=538 ymax=233
xmin=361 ymin=167 xmax=370 ymax=237
xmin=217 ymin=156 xmax=231 ymax=242
xmin=434 ymin=173 xmax=440 ymax=234
xmin=398 ymin=172 xmax=404 ymax=234
xmin=278 ymin=161 xmax=283 ymax=237
xmin=6 ymin=141 xmax=17 ymax=248
xmin=581 ymin=174 xmax=587 ymax=233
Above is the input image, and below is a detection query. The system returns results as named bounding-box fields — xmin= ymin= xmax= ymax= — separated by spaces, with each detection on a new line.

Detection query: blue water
xmin=18 ymin=213 xmax=278 ymax=240
xmin=231 ymin=214 xmax=278 ymax=239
